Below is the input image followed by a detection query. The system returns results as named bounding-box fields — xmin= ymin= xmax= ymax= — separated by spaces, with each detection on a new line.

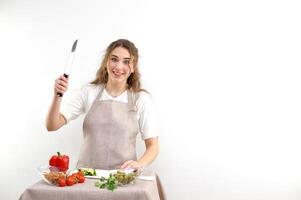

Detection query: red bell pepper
xmin=49 ymin=152 xmax=69 ymax=172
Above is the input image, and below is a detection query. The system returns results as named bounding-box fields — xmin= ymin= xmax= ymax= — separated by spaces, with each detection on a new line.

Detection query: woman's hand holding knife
xmin=54 ymin=75 xmax=69 ymax=97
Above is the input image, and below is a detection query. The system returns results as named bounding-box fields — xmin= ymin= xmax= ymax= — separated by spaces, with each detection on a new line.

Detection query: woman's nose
xmin=115 ymin=61 xmax=124 ymax=69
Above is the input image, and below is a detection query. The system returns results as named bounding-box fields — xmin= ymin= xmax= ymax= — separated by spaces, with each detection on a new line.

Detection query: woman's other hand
xmin=120 ymin=160 xmax=143 ymax=170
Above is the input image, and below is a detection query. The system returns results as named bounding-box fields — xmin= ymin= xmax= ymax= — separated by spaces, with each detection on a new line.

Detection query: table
xmin=19 ymin=172 xmax=166 ymax=200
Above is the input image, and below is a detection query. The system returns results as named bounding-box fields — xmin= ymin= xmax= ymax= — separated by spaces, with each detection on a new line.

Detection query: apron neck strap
xmin=96 ymin=84 xmax=105 ymax=100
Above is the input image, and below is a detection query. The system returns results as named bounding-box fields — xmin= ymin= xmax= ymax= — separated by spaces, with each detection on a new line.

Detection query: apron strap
xmin=127 ymin=90 xmax=137 ymax=112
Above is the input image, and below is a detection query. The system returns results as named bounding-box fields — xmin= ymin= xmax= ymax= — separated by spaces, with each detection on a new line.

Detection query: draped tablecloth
xmin=19 ymin=171 xmax=166 ymax=200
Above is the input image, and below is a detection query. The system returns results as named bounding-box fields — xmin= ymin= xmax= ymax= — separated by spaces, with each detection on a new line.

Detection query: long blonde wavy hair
xmin=91 ymin=39 xmax=145 ymax=93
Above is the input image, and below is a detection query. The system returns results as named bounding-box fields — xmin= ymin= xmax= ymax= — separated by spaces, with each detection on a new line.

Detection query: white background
xmin=1 ymin=0 xmax=301 ymax=199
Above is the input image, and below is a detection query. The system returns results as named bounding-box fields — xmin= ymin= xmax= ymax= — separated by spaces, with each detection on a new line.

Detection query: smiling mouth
xmin=112 ymin=70 xmax=125 ymax=78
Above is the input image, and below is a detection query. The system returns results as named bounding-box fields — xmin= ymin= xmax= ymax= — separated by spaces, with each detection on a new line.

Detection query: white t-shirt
xmin=61 ymin=84 xmax=159 ymax=140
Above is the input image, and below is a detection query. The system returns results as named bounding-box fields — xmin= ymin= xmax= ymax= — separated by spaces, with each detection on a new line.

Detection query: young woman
xmin=46 ymin=39 xmax=159 ymax=170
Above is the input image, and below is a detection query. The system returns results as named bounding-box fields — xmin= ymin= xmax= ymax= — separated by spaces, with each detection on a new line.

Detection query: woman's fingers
xmin=54 ymin=75 xmax=69 ymax=95
xmin=60 ymin=75 xmax=68 ymax=82
xmin=57 ymin=75 xmax=68 ymax=86
xmin=121 ymin=160 xmax=134 ymax=169
xmin=55 ymin=81 xmax=67 ymax=91
xmin=57 ymin=80 xmax=68 ymax=87
xmin=120 ymin=160 xmax=141 ymax=170
xmin=128 ymin=162 xmax=140 ymax=169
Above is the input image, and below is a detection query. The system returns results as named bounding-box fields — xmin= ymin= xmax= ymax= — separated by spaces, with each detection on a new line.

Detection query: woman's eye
xmin=111 ymin=57 xmax=118 ymax=62
xmin=123 ymin=60 xmax=130 ymax=65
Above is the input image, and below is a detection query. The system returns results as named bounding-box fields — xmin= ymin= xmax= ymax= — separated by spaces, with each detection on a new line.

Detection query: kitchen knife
xmin=57 ymin=39 xmax=78 ymax=97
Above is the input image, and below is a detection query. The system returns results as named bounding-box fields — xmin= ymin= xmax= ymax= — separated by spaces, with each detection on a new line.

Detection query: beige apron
xmin=75 ymin=85 xmax=167 ymax=199
xmin=77 ymin=86 xmax=138 ymax=169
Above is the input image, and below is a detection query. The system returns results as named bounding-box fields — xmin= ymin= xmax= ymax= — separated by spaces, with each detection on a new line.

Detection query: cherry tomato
xmin=66 ymin=176 xmax=76 ymax=186
xmin=58 ymin=177 xmax=66 ymax=187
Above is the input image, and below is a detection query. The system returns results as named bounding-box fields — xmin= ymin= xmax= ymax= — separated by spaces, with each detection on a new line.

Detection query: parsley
xmin=95 ymin=174 xmax=117 ymax=191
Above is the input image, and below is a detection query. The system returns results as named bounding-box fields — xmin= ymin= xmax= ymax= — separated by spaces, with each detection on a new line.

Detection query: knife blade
xmin=57 ymin=39 xmax=78 ymax=97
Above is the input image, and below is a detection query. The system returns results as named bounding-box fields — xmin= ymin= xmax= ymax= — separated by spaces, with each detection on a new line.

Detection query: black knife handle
xmin=57 ymin=73 xmax=69 ymax=97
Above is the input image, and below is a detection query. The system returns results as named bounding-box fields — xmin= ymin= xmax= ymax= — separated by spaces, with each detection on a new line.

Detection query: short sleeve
xmin=136 ymin=91 xmax=159 ymax=140
xmin=60 ymin=86 xmax=88 ymax=123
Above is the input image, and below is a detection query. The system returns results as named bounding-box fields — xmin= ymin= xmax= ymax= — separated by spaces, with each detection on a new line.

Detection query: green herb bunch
xmin=95 ymin=174 xmax=117 ymax=191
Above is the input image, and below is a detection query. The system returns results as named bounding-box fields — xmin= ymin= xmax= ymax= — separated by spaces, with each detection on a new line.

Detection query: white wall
xmin=1 ymin=0 xmax=301 ymax=199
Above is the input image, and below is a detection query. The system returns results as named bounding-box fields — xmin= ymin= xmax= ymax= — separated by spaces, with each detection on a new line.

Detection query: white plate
xmin=69 ymin=168 xmax=138 ymax=179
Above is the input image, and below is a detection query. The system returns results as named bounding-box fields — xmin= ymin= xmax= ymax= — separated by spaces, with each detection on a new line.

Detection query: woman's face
xmin=107 ymin=47 xmax=134 ymax=84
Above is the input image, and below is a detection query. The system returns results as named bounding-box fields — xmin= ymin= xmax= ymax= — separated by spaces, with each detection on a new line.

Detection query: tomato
xmin=76 ymin=174 xmax=85 ymax=183
xmin=58 ymin=178 xmax=66 ymax=187
xmin=66 ymin=176 xmax=76 ymax=186
xmin=77 ymin=170 xmax=84 ymax=176
xmin=71 ymin=174 xmax=79 ymax=183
